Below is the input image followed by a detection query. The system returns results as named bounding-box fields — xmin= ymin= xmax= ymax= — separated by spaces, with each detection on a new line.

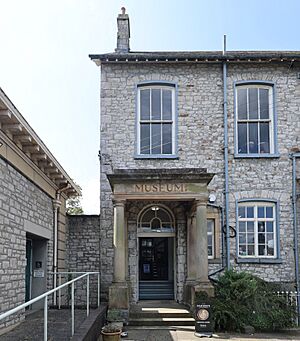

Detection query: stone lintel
xmin=107 ymin=168 xmax=214 ymax=201
xmin=107 ymin=168 xmax=214 ymax=184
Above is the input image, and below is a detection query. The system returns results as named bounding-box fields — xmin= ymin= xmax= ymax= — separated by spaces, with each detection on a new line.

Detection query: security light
xmin=208 ymin=194 xmax=216 ymax=203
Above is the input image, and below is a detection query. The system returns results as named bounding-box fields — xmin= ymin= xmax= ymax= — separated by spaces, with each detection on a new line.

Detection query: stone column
xmin=187 ymin=215 xmax=197 ymax=281
xmin=194 ymin=200 xmax=214 ymax=297
xmin=109 ymin=199 xmax=129 ymax=310
xmin=185 ymin=200 xmax=214 ymax=305
xmin=195 ymin=201 xmax=209 ymax=282
xmin=113 ymin=200 xmax=126 ymax=282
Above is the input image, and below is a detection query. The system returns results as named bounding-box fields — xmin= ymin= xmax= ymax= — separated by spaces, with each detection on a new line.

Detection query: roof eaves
xmin=0 ymin=87 xmax=80 ymax=197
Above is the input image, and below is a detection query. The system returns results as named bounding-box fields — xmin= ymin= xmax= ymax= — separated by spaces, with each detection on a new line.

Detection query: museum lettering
xmin=134 ymin=183 xmax=188 ymax=193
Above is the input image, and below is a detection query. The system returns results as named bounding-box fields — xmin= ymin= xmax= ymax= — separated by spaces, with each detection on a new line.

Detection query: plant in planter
xmin=101 ymin=323 xmax=122 ymax=341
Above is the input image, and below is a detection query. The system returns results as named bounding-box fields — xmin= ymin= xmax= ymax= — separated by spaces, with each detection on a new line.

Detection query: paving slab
xmin=125 ymin=326 xmax=300 ymax=341
xmin=0 ymin=309 xmax=88 ymax=341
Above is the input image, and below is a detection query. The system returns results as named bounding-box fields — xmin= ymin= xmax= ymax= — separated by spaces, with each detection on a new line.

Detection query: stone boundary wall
xmin=66 ymin=215 xmax=100 ymax=306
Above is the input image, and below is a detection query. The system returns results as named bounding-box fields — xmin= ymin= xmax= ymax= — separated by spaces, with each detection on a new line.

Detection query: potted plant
xmin=101 ymin=323 xmax=122 ymax=341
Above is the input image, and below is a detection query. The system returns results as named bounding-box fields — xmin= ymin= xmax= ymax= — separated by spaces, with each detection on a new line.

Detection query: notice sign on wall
xmin=195 ymin=303 xmax=213 ymax=336
xmin=33 ymin=269 xmax=45 ymax=278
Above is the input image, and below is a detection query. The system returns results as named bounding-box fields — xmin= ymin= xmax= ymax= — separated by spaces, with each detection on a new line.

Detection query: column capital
xmin=194 ymin=199 xmax=207 ymax=208
xmin=112 ymin=199 xmax=126 ymax=207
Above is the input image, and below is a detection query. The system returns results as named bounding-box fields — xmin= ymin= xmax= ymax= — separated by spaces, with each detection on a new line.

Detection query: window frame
xmin=236 ymin=199 xmax=281 ymax=263
xmin=234 ymin=81 xmax=279 ymax=158
xmin=135 ymin=81 xmax=178 ymax=159
xmin=207 ymin=218 xmax=215 ymax=259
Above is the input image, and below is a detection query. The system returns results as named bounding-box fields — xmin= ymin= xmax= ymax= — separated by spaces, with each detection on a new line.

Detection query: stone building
xmin=0 ymin=87 xmax=79 ymax=330
xmin=89 ymin=8 xmax=300 ymax=314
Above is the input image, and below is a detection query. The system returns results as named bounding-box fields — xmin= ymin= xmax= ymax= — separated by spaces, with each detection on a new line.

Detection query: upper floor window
xmin=236 ymin=83 xmax=275 ymax=156
xmin=237 ymin=201 xmax=277 ymax=259
xmin=137 ymin=84 xmax=176 ymax=156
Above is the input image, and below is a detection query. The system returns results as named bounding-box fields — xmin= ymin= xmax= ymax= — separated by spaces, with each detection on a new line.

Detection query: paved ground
xmin=123 ymin=327 xmax=300 ymax=341
xmin=0 ymin=309 xmax=87 ymax=341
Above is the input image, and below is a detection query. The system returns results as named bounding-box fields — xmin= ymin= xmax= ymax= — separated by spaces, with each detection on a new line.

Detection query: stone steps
xmin=129 ymin=317 xmax=195 ymax=326
xmin=129 ymin=301 xmax=195 ymax=327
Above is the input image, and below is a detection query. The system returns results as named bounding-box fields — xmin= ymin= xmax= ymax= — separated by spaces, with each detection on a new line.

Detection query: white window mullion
xmin=137 ymin=89 xmax=141 ymax=154
xmin=269 ymin=89 xmax=274 ymax=153
xmin=149 ymin=89 xmax=152 ymax=154
xmin=172 ymin=89 xmax=175 ymax=154
xmin=160 ymin=89 xmax=162 ymax=154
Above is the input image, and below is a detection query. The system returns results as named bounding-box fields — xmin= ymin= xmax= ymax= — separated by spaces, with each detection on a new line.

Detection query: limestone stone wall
xmin=0 ymin=157 xmax=53 ymax=329
xmin=100 ymin=62 xmax=300 ymax=299
xmin=66 ymin=215 xmax=100 ymax=306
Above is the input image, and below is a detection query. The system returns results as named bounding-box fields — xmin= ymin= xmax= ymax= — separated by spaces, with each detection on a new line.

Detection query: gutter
xmin=291 ymin=153 xmax=300 ymax=323
xmin=223 ymin=35 xmax=230 ymax=269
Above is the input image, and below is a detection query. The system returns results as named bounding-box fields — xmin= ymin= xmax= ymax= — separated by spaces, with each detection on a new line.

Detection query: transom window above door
xmin=138 ymin=205 xmax=175 ymax=233
xmin=136 ymin=84 xmax=176 ymax=158
xmin=235 ymin=83 xmax=276 ymax=156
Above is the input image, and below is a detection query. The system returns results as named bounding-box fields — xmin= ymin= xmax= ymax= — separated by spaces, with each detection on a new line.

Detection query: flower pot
xmin=101 ymin=330 xmax=121 ymax=341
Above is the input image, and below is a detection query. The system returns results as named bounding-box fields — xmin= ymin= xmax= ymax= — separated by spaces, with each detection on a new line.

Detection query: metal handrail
xmin=0 ymin=272 xmax=100 ymax=341
xmin=49 ymin=271 xmax=100 ymax=310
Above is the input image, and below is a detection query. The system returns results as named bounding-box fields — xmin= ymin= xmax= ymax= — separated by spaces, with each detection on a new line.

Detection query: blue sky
xmin=1 ymin=0 xmax=299 ymax=213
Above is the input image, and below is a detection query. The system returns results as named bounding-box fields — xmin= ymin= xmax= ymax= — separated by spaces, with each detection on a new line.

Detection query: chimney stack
xmin=116 ymin=7 xmax=130 ymax=53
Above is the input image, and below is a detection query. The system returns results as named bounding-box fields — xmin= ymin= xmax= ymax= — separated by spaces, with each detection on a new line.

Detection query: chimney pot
xmin=121 ymin=7 xmax=126 ymax=15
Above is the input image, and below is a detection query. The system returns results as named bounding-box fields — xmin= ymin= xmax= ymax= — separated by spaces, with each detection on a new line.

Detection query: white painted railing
xmin=276 ymin=291 xmax=300 ymax=325
xmin=0 ymin=272 xmax=100 ymax=341
xmin=49 ymin=271 xmax=100 ymax=310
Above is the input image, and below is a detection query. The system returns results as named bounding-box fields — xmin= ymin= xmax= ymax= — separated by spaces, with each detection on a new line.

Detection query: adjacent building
xmin=90 ymin=8 xmax=300 ymax=314
xmin=0 ymin=88 xmax=80 ymax=331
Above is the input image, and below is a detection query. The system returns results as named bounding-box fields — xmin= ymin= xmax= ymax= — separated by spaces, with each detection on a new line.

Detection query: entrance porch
xmin=106 ymin=168 xmax=215 ymax=314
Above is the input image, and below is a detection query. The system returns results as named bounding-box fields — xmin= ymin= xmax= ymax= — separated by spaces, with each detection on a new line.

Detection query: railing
xmin=49 ymin=271 xmax=100 ymax=310
xmin=276 ymin=291 xmax=300 ymax=325
xmin=0 ymin=272 xmax=100 ymax=341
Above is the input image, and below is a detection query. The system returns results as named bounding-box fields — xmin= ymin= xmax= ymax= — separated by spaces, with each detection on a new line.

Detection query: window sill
xmin=134 ymin=154 xmax=179 ymax=160
xmin=236 ymin=257 xmax=282 ymax=264
xmin=234 ymin=153 xmax=280 ymax=159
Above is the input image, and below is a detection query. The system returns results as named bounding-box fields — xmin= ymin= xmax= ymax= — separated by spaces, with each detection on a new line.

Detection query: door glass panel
xmin=139 ymin=238 xmax=169 ymax=281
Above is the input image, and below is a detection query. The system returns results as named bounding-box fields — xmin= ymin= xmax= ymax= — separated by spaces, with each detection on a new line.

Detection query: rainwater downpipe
xmin=52 ymin=194 xmax=61 ymax=306
xmin=223 ymin=35 xmax=230 ymax=269
xmin=52 ymin=184 xmax=70 ymax=305
xmin=291 ymin=153 xmax=300 ymax=322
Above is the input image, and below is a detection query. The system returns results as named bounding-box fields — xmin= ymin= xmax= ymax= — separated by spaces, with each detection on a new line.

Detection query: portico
xmin=107 ymin=169 xmax=215 ymax=311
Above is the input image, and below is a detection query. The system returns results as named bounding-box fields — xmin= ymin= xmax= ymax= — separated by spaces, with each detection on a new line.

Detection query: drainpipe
xmin=52 ymin=195 xmax=61 ymax=306
xmin=291 ymin=153 xmax=300 ymax=323
xmin=222 ymin=35 xmax=230 ymax=269
xmin=52 ymin=184 xmax=70 ymax=305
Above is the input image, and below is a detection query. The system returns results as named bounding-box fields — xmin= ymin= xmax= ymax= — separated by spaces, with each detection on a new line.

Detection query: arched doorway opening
xmin=137 ymin=204 xmax=175 ymax=300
